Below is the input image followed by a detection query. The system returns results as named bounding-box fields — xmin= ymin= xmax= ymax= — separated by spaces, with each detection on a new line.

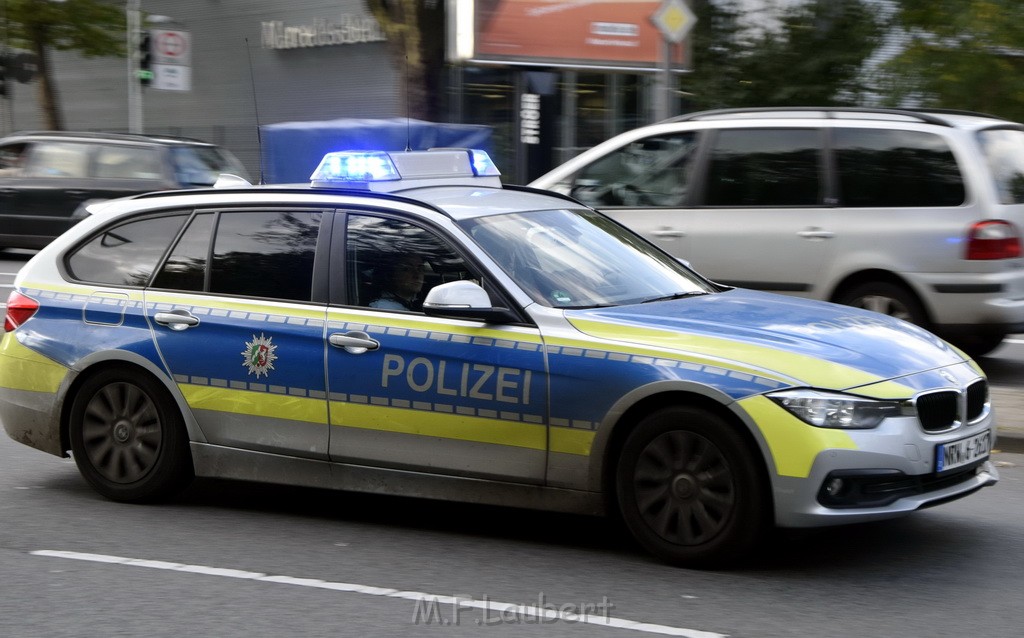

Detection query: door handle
xmin=153 ymin=310 xmax=200 ymax=331
xmin=796 ymin=228 xmax=834 ymax=240
xmin=651 ymin=227 xmax=685 ymax=239
xmin=64 ymin=189 xmax=90 ymax=197
xmin=329 ymin=331 xmax=380 ymax=355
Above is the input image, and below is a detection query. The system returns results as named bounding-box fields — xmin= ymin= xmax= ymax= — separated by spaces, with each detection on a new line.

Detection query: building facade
xmin=1 ymin=0 xmax=682 ymax=183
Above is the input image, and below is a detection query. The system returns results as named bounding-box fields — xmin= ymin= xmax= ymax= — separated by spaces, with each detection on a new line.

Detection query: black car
xmin=0 ymin=131 xmax=249 ymax=250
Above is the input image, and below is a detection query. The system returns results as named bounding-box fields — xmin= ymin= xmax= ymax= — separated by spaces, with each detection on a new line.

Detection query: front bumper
xmin=771 ymin=419 xmax=999 ymax=528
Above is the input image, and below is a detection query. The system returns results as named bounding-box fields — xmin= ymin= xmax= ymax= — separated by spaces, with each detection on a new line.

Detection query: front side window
xmin=171 ymin=146 xmax=250 ymax=186
xmin=571 ymin=132 xmax=699 ymax=208
xmin=209 ymin=211 xmax=321 ymax=301
xmin=345 ymin=215 xmax=477 ymax=311
xmin=978 ymin=128 xmax=1024 ymax=204
xmin=66 ymin=214 xmax=189 ymax=286
xmin=462 ymin=208 xmax=715 ymax=309
xmin=834 ymin=128 xmax=965 ymax=207
xmin=704 ymin=128 xmax=822 ymax=207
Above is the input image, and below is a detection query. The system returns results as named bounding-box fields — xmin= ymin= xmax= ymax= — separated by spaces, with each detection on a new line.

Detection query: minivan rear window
xmin=833 ymin=128 xmax=965 ymax=207
xmin=978 ymin=128 xmax=1024 ymax=205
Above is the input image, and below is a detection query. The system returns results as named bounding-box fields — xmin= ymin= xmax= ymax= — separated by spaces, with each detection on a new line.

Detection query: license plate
xmin=935 ymin=430 xmax=991 ymax=473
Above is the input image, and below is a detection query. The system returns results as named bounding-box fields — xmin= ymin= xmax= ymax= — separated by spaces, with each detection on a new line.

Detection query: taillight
xmin=4 ymin=291 xmax=39 ymax=332
xmin=965 ymin=220 xmax=1022 ymax=260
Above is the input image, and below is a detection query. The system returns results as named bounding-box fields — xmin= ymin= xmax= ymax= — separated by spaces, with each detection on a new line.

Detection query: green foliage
xmin=7 ymin=0 xmax=125 ymax=57
xmin=880 ymin=0 xmax=1024 ymax=121
xmin=686 ymin=0 xmax=886 ymax=109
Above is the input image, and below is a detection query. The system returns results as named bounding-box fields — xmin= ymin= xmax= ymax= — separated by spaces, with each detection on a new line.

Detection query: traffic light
xmin=138 ymin=30 xmax=153 ymax=85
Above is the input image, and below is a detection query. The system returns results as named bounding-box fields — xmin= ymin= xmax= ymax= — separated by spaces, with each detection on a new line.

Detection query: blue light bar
xmin=467 ymin=150 xmax=500 ymax=176
xmin=309 ymin=149 xmax=501 ymax=190
xmin=310 ymin=151 xmax=400 ymax=184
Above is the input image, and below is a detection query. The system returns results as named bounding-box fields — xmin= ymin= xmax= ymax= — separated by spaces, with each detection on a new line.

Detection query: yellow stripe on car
xmin=739 ymin=394 xmax=857 ymax=478
xmin=0 ymin=333 xmax=69 ymax=394
xmin=179 ymin=384 xmax=328 ymax=424
xmin=567 ymin=318 xmax=890 ymax=390
xmin=331 ymin=402 xmax=548 ymax=451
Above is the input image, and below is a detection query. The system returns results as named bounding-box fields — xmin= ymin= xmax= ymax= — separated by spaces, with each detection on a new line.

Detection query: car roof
xmin=660 ymin=106 xmax=1024 ymax=131
xmin=0 ymin=130 xmax=219 ymax=148
xmin=92 ymin=181 xmax=583 ymax=223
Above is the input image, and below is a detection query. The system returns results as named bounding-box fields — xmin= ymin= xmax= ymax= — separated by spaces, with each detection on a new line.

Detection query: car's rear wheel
xmin=836 ymin=281 xmax=928 ymax=326
xmin=615 ymin=406 xmax=767 ymax=567
xmin=69 ymin=368 xmax=193 ymax=502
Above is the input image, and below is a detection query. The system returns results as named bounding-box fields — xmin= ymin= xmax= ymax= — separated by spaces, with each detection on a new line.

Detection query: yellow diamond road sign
xmin=652 ymin=0 xmax=697 ymax=44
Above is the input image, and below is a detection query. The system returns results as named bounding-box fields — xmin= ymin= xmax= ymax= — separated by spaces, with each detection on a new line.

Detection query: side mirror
xmin=422 ymin=280 xmax=518 ymax=323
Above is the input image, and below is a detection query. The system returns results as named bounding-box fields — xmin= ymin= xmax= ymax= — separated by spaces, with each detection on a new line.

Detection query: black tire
xmin=950 ymin=332 xmax=1006 ymax=359
xmin=69 ymin=368 xmax=194 ymax=503
xmin=835 ymin=281 xmax=928 ymax=327
xmin=615 ymin=406 xmax=768 ymax=568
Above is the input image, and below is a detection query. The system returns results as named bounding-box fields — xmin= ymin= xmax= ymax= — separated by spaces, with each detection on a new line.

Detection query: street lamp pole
xmin=127 ymin=0 xmax=142 ymax=133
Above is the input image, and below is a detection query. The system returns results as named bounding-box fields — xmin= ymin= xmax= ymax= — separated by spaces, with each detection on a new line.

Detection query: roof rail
xmin=908 ymin=107 xmax=1010 ymax=121
xmin=4 ymin=130 xmax=214 ymax=145
xmin=661 ymin=106 xmax=960 ymax=128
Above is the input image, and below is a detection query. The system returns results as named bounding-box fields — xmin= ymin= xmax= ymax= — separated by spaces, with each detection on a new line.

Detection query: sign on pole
xmin=150 ymin=29 xmax=191 ymax=91
xmin=650 ymin=0 xmax=697 ymax=121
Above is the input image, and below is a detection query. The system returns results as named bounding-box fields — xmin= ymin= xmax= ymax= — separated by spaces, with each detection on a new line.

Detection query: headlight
xmin=767 ymin=389 xmax=907 ymax=429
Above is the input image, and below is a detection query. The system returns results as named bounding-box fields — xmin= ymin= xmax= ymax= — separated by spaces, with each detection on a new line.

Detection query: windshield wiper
xmin=640 ymin=291 xmax=708 ymax=304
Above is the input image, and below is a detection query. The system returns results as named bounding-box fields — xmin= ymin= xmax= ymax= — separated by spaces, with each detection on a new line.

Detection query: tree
xmin=5 ymin=0 xmax=125 ymax=130
xmin=686 ymin=0 xmax=886 ymax=109
xmin=879 ymin=0 xmax=1024 ymax=121
xmin=364 ymin=0 xmax=446 ymax=122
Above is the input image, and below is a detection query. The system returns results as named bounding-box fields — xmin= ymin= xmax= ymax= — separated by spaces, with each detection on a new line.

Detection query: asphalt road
xmin=0 ymin=430 xmax=1022 ymax=638
xmin=3 ymin=248 xmax=1024 ymax=637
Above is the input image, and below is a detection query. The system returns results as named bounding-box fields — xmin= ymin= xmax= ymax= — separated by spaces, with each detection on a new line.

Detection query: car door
xmin=0 ymin=141 xmax=96 ymax=243
xmin=565 ymin=130 xmax=700 ymax=258
xmin=147 ymin=208 xmax=331 ymax=459
xmin=325 ymin=211 xmax=549 ymax=484
xmin=684 ymin=127 xmax=831 ymax=297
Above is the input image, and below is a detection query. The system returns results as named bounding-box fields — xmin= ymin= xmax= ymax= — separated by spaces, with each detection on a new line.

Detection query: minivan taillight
xmin=965 ymin=220 xmax=1022 ymax=260
xmin=4 ymin=291 xmax=39 ymax=332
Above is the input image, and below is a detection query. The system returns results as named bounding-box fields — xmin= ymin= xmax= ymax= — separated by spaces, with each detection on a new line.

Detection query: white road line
xmin=32 ymin=550 xmax=726 ymax=637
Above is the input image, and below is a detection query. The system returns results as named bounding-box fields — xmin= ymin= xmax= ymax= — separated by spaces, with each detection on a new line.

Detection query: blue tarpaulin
xmin=259 ymin=118 xmax=494 ymax=184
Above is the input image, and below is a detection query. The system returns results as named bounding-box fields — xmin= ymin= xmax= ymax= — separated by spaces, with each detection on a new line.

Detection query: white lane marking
xmin=32 ymin=550 xmax=726 ymax=638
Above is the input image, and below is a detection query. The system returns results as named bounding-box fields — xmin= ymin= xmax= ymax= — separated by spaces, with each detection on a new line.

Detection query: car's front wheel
xmin=69 ymin=368 xmax=193 ymax=502
xmin=615 ymin=406 xmax=767 ymax=567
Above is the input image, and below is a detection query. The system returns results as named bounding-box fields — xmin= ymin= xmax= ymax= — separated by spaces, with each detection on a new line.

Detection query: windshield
xmin=461 ymin=208 xmax=716 ymax=309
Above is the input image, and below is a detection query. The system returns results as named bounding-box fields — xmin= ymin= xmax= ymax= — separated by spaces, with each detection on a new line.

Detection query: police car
xmin=0 ymin=148 xmax=998 ymax=566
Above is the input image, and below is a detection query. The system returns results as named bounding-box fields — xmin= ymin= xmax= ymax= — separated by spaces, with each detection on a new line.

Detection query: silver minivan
xmin=531 ymin=107 xmax=1024 ymax=357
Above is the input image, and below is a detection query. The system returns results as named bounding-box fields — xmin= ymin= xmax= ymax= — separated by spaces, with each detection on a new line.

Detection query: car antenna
xmin=245 ymin=37 xmax=266 ymax=185
xmin=405 ymin=54 xmax=412 ymax=152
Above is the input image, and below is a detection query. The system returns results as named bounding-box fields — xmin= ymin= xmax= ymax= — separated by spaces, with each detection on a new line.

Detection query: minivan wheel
xmin=69 ymin=368 xmax=194 ymax=503
xmin=615 ymin=406 xmax=767 ymax=567
xmin=836 ymin=281 xmax=928 ymax=327
xmin=951 ymin=333 xmax=1006 ymax=359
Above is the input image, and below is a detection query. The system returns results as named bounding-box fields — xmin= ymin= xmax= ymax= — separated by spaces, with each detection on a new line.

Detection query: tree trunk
xmin=31 ymin=29 xmax=63 ymax=130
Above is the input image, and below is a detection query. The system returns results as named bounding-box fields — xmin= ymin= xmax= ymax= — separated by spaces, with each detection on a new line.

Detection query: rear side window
xmin=703 ymin=129 xmax=821 ymax=207
xmin=978 ymin=128 xmax=1024 ymax=204
xmin=67 ymin=215 xmax=189 ymax=285
xmin=833 ymin=128 xmax=965 ymax=207
xmin=23 ymin=142 xmax=91 ymax=178
xmin=208 ymin=211 xmax=321 ymax=301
